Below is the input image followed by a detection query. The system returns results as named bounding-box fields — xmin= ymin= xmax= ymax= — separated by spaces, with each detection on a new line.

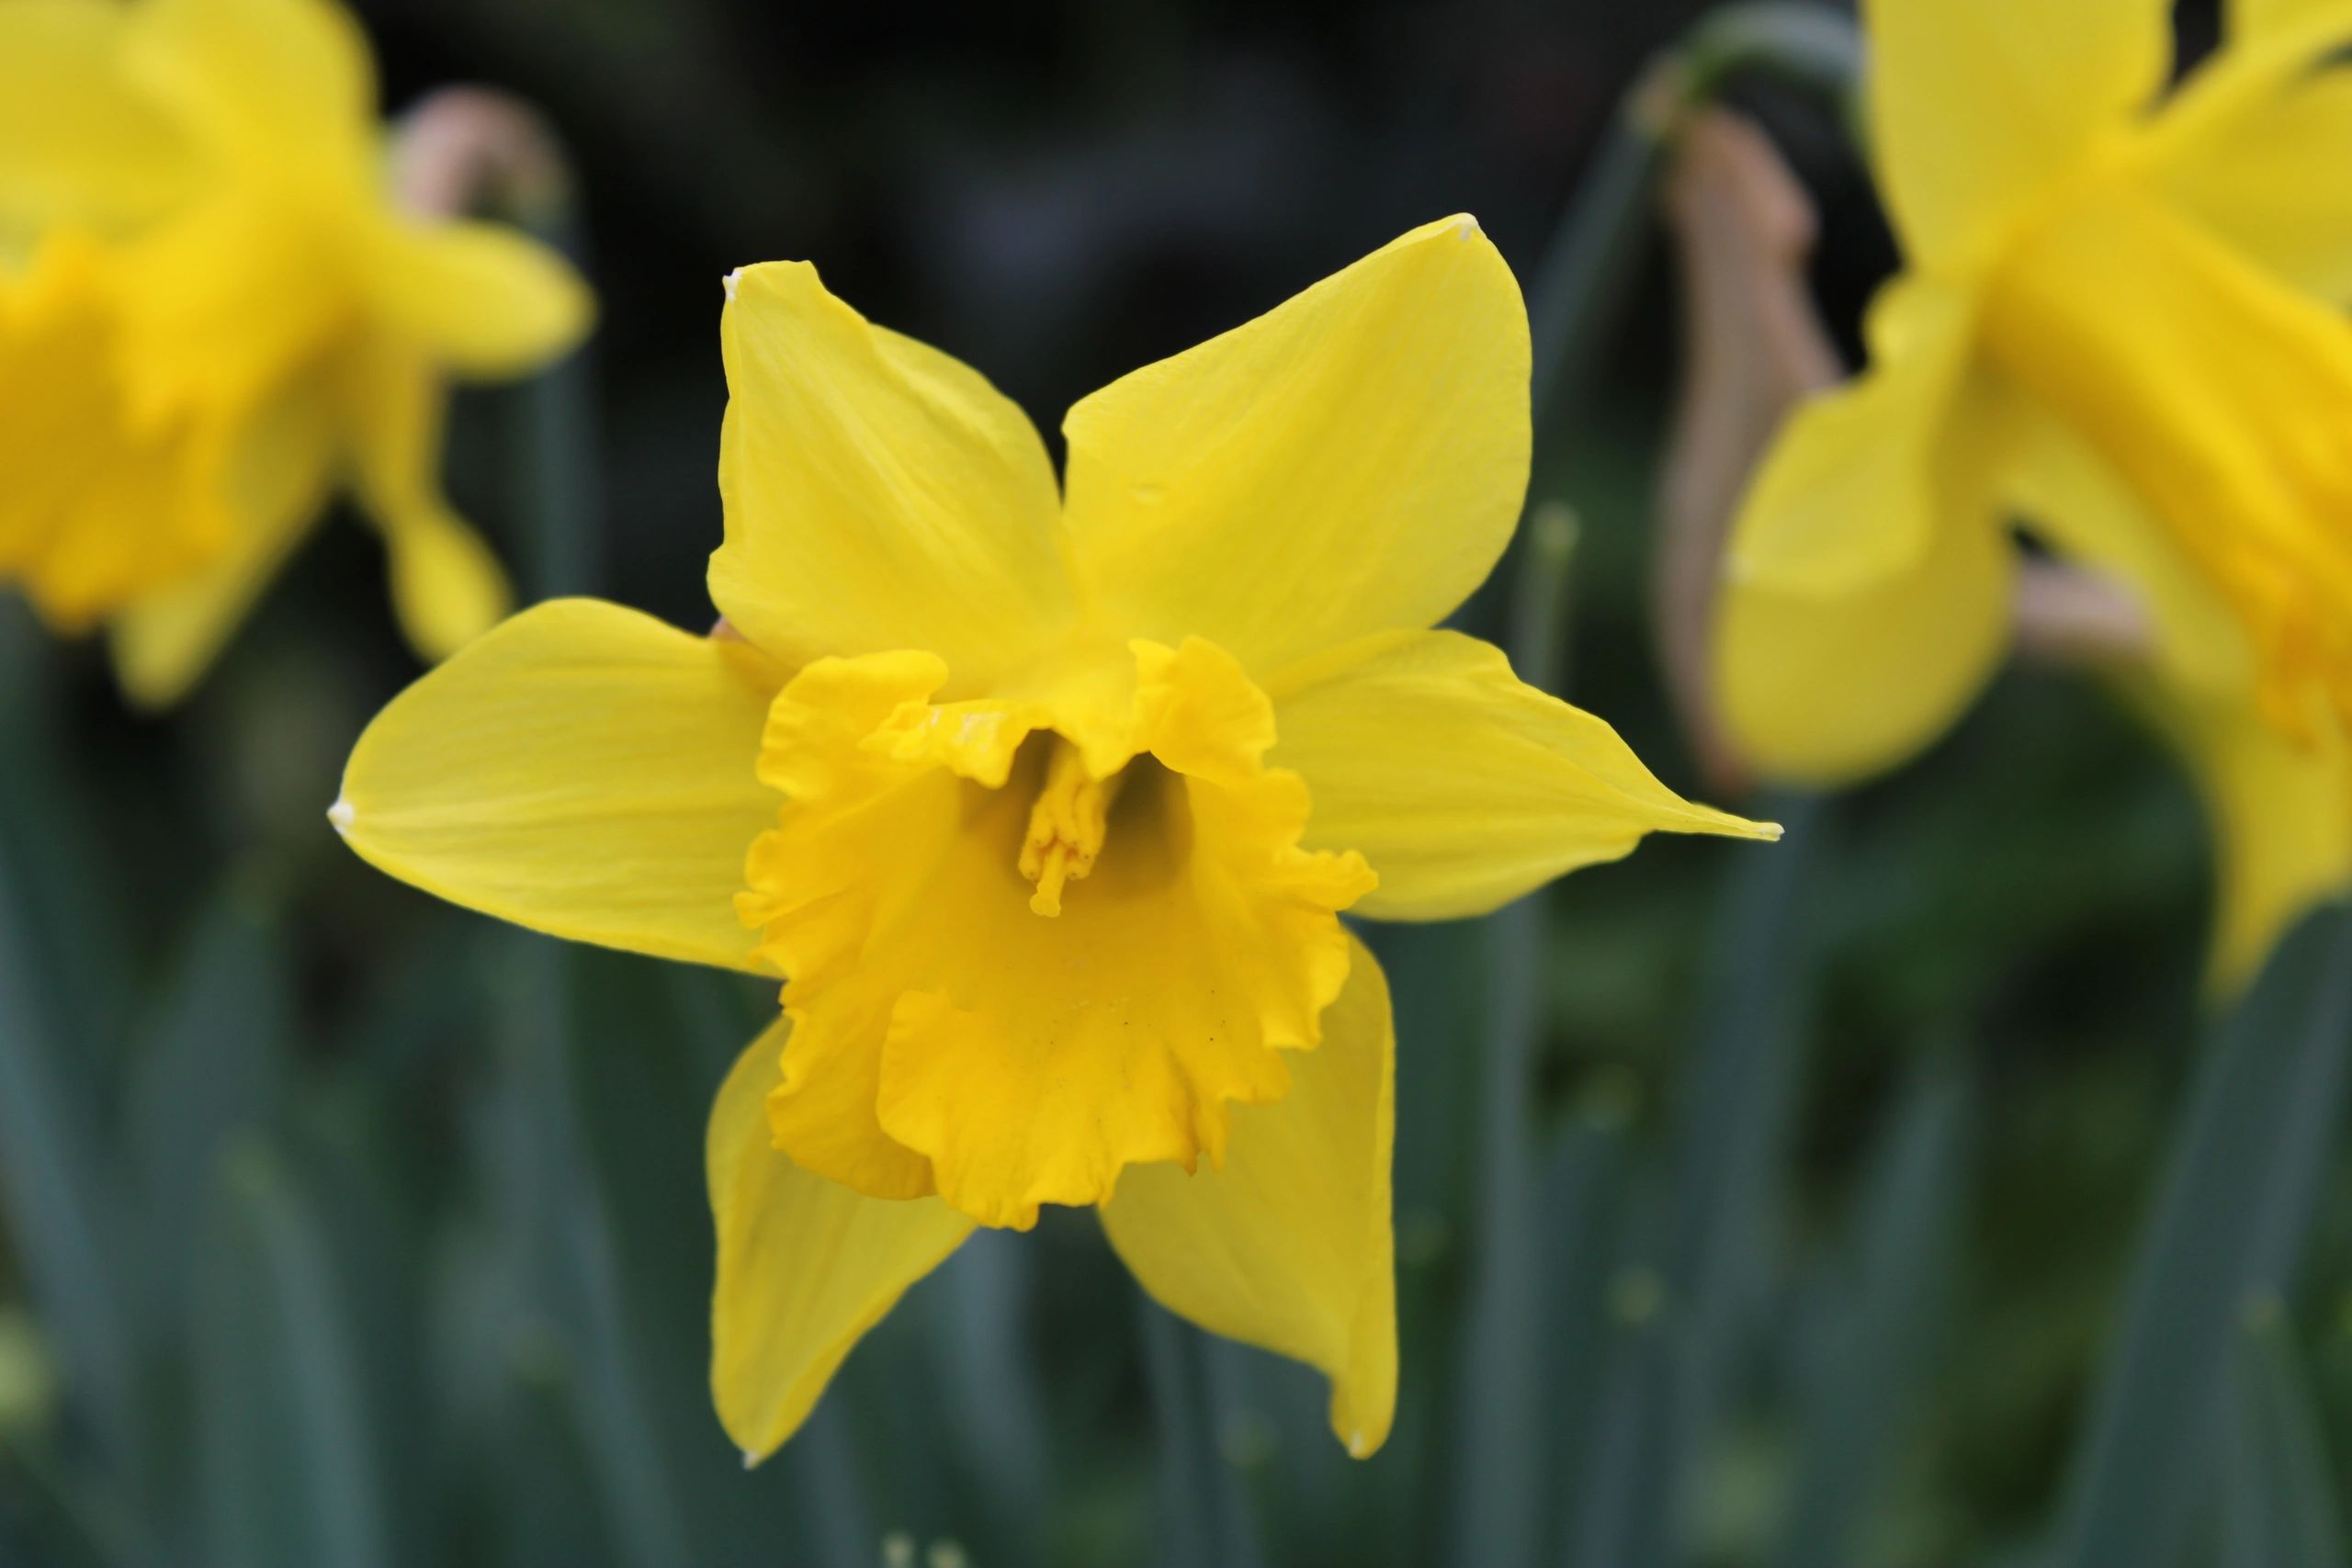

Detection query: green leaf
xmin=2050 ymin=906 xmax=2352 ymax=1568
xmin=2222 ymin=1300 xmax=2346 ymax=1568
xmin=1140 ymin=1295 xmax=1265 ymax=1568
xmin=192 ymin=1139 xmax=393 ymax=1568
xmin=123 ymin=888 xmax=291 ymax=1348
xmin=1771 ymin=1060 xmax=1972 ymax=1568
xmin=0 ymin=829 xmax=136 ymax=1463
xmin=1557 ymin=792 xmax=1825 ymax=1568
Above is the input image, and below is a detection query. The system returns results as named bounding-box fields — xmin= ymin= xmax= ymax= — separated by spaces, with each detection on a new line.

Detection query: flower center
xmin=1016 ymin=738 xmax=1130 ymax=917
xmin=1982 ymin=178 xmax=2352 ymax=738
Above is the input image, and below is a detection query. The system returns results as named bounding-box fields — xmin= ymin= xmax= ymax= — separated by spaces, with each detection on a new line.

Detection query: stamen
xmin=1017 ymin=740 xmax=1125 ymax=917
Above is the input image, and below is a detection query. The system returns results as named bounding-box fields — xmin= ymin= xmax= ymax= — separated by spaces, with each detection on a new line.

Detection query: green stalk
xmin=1443 ymin=509 xmax=1577 ymax=1568
xmin=2049 ymin=907 xmax=2352 ymax=1568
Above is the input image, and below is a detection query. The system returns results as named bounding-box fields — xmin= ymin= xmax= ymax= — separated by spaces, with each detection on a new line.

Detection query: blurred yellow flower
xmin=0 ymin=0 xmax=592 ymax=705
xmin=330 ymin=217 xmax=1776 ymax=1460
xmin=1716 ymin=0 xmax=2352 ymax=987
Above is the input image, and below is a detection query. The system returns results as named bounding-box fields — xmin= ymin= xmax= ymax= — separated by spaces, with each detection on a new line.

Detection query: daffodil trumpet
xmin=0 ymin=0 xmax=593 ymax=705
xmin=1714 ymin=0 xmax=2352 ymax=988
xmin=334 ymin=216 xmax=1776 ymax=1461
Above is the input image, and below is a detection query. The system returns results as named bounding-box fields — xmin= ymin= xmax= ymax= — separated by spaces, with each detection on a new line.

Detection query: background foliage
xmin=5 ymin=1 xmax=2349 ymax=1564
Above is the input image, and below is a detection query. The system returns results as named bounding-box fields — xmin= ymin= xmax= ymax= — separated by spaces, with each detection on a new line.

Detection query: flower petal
xmin=1716 ymin=370 xmax=2017 ymax=784
xmin=1266 ymin=629 xmax=1778 ymax=921
xmin=337 ymin=330 xmax=511 ymax=660
xmin=710 ymin=261 xmax=1073 ymax=687
xmin=1862 ymin=0 xmax=2170 ymax=267
xmin=708 ymin=1023 xmax=973 ymax=1464
xmin=126 ymin=0 xmax=377 ymax=175
xmin=1061 ymin=215 xmax=1531 ymax=676
xmin=1102 ymin=932 xmax=1396 ymax=1458
xmin=334 ymin=598 xmax=782 ymax=972
xmin=2156 ymin=693 xmax=2352 ymax=993
xmin=2158 ymin=53 xmax=2352 ymax=303
xmin=1999 ymin=394 xmax=2256 ymax=701
xmin=2227 ymin=0 xmax=2352 ymax=45
xmin=365 ymin=219 xmax=594 ymax=379
xmin=110 ymin=376 xmax=340 ymax=707
xmin=1725 ymin=277 xmax=1975 ymax=592
xmin=0 ymin=0 xmax=192 ymax=231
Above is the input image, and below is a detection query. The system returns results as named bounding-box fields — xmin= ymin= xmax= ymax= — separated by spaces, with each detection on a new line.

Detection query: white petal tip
xmin=722 ymin=268 xmax=742 ymax=301
xmin=326 ymin=800 xmax=355 ymax=834
xmin=1346 ymin=1430 xmax=1371 ymax=1458
xmin=1452 ymin=214 xmax=1481 ymax=239
xmin=741 ymin=1448 xmax=762 ymax=1471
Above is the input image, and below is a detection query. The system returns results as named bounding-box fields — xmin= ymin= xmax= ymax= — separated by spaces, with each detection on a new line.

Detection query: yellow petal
xmin=2154 ymin=691 xmax=2352 ymax=992
xmin=2157 ymin=49 xmax=2352 ymax=302
xmin=110 ymin=375 xmax=340 ymax=708
xmin=1861 ymin=0 xmax=2170 ymax=268
xmin=337 ymin=330 xmax=512 ymax=660
xmin=710 ymin=261 xmax=1073 ymax=688
xmin=0 ymin=0 xmax=192 ymax=231
xmin=1062 ymin=215 xmax=1530 ymax=677
xmin=737 ymin=639 xmax=1374 ymax=1229
xmin=1716 ymin=370 xmax=2017 ymax=784
xmin=1102 ymin=932 xmax=1396 ymax=1458
xmin=2226 ymin=0 xmax=2352 ymax=45
xmin=1266 ymin=629 xmax=1778 ymax=921
xmin=334 ymin=598 xmax=782 ymax=972
xmin=126 ymin=0 xmax=376 ymax=176
xmin=1998 ymin=393 xmax=2256 ymax=701
xmin=708 ymin=1022 xmax=973 ymax=1464
xmin=365 ymin=219 xmax=594 ymax=379
xmin=1725 ymin=277 xmax=1975 ymax=592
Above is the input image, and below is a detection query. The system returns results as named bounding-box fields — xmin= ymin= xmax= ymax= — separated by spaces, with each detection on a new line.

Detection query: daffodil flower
xmin=1715 ymin=0 xmax=2352 ymax=987
xmin=0 ymin=0 xmax=593 ymax=705
xmin=332 ymin=217 xmax=1776 ymax=1459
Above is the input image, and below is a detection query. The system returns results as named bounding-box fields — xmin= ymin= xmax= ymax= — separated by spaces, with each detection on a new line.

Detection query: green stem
xmin=2051 ymin=908 xmax=2352 ymax=1568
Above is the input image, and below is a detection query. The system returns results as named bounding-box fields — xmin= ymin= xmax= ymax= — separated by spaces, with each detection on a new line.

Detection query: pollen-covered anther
xmin=1016 ymin=739 xmax=1125 ymax=917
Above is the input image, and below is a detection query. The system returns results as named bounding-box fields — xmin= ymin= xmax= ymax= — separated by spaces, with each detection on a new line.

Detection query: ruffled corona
xmin=738 ymin=637 xmax=1376 ymax=1230
xmin=0 ymin=232 xmax=229 ymax=628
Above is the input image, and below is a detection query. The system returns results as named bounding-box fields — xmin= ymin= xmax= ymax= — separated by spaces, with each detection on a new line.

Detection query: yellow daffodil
xmin=1715 ymin=0 xmax=2352 ymax=986
xmin=0 ymin=0 xmax=592 ymax=705
xmin=330 ymin=217 xmax=1776 ymax=1459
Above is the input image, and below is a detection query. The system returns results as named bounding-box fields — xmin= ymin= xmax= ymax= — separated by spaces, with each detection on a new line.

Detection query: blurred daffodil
xmin=0 ymin=0 xmax=592 ymax=705
xmin=1716 ymin=0 xmax=2352 ymax=987
xmin=331 ymin=218 xmax=1777 ymax=1459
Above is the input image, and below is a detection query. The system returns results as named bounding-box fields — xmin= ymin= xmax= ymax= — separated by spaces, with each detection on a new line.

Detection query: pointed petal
xmin=1862 ymin=0 xmax=2171 ymax=266
xmin=0 ymin=0 xmax=192 ymax=231
xmin=109 ymin=377 xmax=339 ymax=707
xmin=1103 ymin=934 xmax=1397 ymax=1458
xmin=365 ymin=219 xmax=594 ymax=378
xmin=334 ymin=598 xmax=781 ymax=971
xmin=1267 ymin=629 xmax=1777 ymax=921
xmin=338 ymin=331 xmax=511 ymax=660
xmin=709 ymin=1023 xmax=973 ymax=1463
xmin=710 ymin=261 xmax=1073 ymax=686
xmin=1062 ymin=215 xmax=1531 ymax=676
